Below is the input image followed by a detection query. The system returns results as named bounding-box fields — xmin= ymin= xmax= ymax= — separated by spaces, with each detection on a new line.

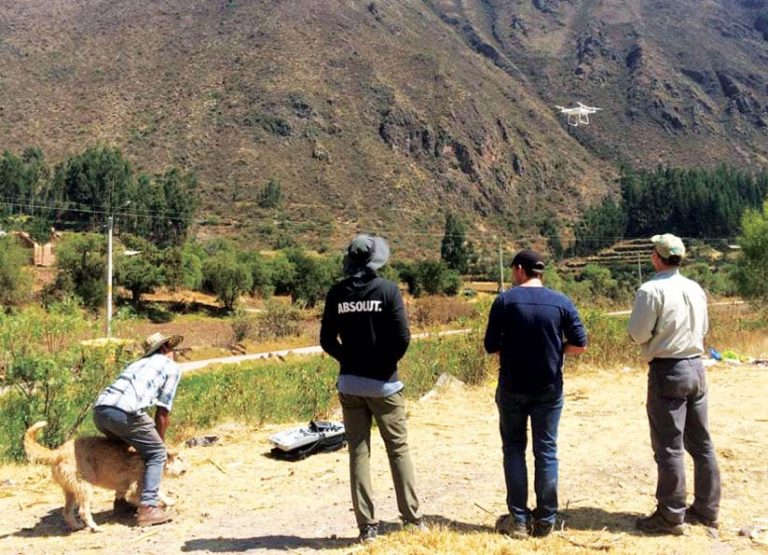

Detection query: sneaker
xmin=358 ymin=524 xmax=378 ymax=543
xmin=113 ymin=498 xmax=137 ymax=517
xmin=495 ymin=514 xmax=529 ymax=539
xmin=136 ymin=505 xmax=173 ymax=527
xmin=531 ymin=519 xmax=555 ymax=538
xmin=636 ymin=510 xmax=687 ymax=536
xmin=685 ymin=506 xmax=719 ymax=529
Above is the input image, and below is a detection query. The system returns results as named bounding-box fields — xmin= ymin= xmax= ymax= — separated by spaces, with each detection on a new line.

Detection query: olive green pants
xmin=339 ymin=390 xmax=421 ymax=529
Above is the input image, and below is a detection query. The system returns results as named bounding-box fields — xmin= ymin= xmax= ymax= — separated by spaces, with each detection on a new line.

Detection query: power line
xmin=0 ymin=198 xmax=192 ymax=223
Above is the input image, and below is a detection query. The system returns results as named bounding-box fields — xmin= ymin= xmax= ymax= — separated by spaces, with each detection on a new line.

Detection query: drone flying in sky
xmin=555 ymin=102 xmax=603 ymax=126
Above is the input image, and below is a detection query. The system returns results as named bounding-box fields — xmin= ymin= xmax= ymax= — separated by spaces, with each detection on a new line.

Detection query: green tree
xmin=51 ymin=233 xmax=107 ymax=310
xmin=284 ymin=248 xmax=338 ymax=307
xmin=734 ymin=200 xmax=768 ymax=301
xmin=128 ymin=169 xmax=197 ymax=247
xmin=440 ymin=213 xmax=470 ymax=274
xmin=0 ymin=236 xmax=32 ymax=307
xmin=54 ymin=146 xmax=133 ymax=229
xmin=0 ymin=148 xmax=51 ymax=217
xmin=239 ymin=250 xmax=273 ymax=298
xmin=268 ymin=252 xmax=297 ymax=295
xmin=114 ymin=235 xmax=165 ymax=308
xmin=400 ymin=260 xmax=460 ymax=297
xmin=573 ymin=196 xmax=627 ymax=256
xmin=203 ymin=254 xmax=253 ymax=311
xmin=179 ymin=243 xmax=204 ymax=291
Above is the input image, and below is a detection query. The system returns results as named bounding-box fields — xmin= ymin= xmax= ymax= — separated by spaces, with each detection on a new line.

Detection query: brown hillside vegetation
xmin=4 ymin=1 xmax=766 ymax=251
xmin=1 ymin=363 xmax=766 ymax=554
xmin=0 ymin=0 xmax=614 ymax=252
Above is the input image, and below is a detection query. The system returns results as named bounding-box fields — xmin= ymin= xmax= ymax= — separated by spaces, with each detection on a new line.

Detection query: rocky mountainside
xmin=0 ymin=0 xmax=766 ymax=253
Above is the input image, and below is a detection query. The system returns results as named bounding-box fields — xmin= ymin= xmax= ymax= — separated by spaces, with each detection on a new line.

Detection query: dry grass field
xmin=1 ymin=355 xmax=766 ymax=554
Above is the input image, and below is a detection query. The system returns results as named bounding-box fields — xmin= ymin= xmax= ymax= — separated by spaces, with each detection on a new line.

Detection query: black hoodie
xmin=320 ymin=270 xmax=410 ymax=382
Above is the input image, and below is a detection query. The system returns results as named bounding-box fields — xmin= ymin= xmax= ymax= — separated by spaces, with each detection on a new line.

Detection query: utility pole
xmin=105 ymin=215 xmax=114 ymax=339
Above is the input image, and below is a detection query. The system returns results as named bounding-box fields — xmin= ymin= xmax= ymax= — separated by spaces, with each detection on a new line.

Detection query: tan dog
xmin=24 ymin=421 xmax=186 ymax=532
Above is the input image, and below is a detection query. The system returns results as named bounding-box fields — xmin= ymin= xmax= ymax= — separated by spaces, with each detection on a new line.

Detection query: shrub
xmin=576 ymin=309 xmax=636 ymax=368
xmin=257 ymin=179 xmax=283 ymax=209
xmin=0 ymin=236 xmax=32 ymax=307
xmin=231 ymin=308 xmax=257 ymax=343
xmin=400 ymin=260 xmax=461 ymax=297
xmin=409 ymin=296 xmax=477 ymax=329
xmin=0 ymin=302 xmax=123 ymax=461
xmin=202 ymin=254 xmax=253 ymax=311
xmin=398 ymin=331 xmax=489 ymax=395
xmin=256 ymin=300 xmax=302 ymax=339
xmin=145 ymin=302 xmax=174 ymax=323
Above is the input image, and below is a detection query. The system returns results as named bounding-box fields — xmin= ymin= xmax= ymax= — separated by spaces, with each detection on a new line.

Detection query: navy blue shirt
xmin=484 ymin=286 xmax=587 ymax=394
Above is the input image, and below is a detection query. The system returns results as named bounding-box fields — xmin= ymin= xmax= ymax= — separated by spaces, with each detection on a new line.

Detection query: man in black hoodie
xmin=320 ymin=234 xmax=422 ymax=543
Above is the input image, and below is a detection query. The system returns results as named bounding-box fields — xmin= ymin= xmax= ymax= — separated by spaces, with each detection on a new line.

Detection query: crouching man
xmin=93 ymin=332 xmax=184 ymax=527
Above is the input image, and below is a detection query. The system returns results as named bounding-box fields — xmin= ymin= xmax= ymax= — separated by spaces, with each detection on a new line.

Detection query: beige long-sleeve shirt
xmin=627 ymin=269 xmax=708 ymax=362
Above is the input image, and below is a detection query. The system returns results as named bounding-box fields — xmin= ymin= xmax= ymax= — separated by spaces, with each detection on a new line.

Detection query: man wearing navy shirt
xmin=484 ymin=249 xmax=587 ymax=538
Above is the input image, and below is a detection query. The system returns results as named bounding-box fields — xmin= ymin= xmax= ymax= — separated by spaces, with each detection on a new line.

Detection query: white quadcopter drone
xmin=555 ymin=102 xmax=603 ymax=126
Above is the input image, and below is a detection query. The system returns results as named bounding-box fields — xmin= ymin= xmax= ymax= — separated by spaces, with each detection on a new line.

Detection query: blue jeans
xmin=93 ymin=405 xmax=167 ymax=507
xmin=496 ymin=386 xmax=564 ymax=525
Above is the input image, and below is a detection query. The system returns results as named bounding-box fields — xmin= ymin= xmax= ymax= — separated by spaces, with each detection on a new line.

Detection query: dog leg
xmin=63 ymin=491 xmax=85 ymax=530
xmin=77 ymin=486 xmax=102 ymax=532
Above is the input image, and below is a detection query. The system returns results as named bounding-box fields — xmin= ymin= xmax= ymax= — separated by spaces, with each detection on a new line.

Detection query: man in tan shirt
xmin=628 ymin=234 xmax=720 ymax=535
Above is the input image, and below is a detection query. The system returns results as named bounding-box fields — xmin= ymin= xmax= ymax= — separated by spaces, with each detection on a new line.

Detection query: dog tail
xmin=24 ymin=421 xmax=59 ymax=465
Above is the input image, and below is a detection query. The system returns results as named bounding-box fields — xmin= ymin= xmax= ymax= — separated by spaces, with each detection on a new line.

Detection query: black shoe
xmin=531 ymin=519 xmax=555 ymax=538
xmin=685 ymin=506 xmax=719 ymax=529
xmin=636 ymin=510 xmax=687 ymax=536
xmin=359 ymin=524 xmax=378 ymax=543
xmin=494 ymin=514 xmax=529 ymax=539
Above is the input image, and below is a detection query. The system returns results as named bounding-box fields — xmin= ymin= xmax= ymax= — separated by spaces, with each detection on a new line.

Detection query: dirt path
xmin=1 ymin=363 xmax=766 ymax=554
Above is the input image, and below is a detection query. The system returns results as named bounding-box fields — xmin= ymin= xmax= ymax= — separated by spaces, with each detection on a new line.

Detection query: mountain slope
xmin=0 ymin=0 xmax=766 ymax=252
xmin=433 ymin=0 xmax=768 ymax=168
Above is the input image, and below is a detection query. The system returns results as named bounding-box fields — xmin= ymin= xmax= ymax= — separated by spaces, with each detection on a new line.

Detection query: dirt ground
xmin=1 ymin=362 xmax=767 ymax=554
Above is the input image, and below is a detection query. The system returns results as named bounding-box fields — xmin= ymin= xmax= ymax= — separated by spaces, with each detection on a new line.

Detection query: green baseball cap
xmin=651 ymin=233 xmax=686 ymax=259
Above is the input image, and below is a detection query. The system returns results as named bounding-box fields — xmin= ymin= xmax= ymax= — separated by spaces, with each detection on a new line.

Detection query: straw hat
xmin=142 ymin=332 xmax=183 ymax=358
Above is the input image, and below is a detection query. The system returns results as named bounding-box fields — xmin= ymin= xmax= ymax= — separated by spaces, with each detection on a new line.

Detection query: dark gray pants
xmin=647 ymin=357 xmax=721 ymax=524
xmin=93 ymin=405 xmax=167 ymax=507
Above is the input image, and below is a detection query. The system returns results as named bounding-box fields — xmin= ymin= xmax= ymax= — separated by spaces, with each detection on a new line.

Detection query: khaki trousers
xmin=339 ymin=390 xmax=421 ymax=529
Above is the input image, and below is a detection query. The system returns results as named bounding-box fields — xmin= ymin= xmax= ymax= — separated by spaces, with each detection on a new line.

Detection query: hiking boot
xmin=136 ymin=505 xmax=173 ymax=527
xmin=113 ymin=498 xmax=137 ymax=517
xmin=531 ymin=519 xmax=555 ymax=538
xmin=636 ymin=510 xmax=687 ymax=536
xmin=358 ymin=524 xmax=378 ymax=543
xmin=685 ymin=506 xmax=719 ymax=529
xmin=495 ymin=514 xmax=529 ymax=539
